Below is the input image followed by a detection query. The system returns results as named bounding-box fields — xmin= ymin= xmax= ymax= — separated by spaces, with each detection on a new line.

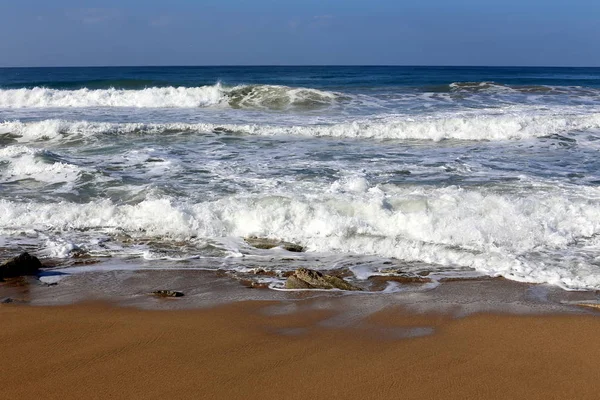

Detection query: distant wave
xmin=0 ymin=84 xmax=341 ymax=110
xmin=2 ymin=82 xmax=597 ymax=110
xmin=445 ymin=81 xmax=600 ymax=95
xmin=448 ymin=81 xmax=516 ymax=93
xmin=226 ymin=85 xmax=340 ymax=109
xmin=3 ymin=109 xmax=600 ymax=142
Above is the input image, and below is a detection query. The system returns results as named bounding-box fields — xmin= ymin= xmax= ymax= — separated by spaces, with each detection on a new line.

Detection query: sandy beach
xmin=3 ymin=298 xmax=600 ymax=400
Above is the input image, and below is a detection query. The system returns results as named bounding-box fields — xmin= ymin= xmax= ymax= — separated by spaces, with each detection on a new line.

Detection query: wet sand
xmin=3 ymin=299 xmax=600 ymax=400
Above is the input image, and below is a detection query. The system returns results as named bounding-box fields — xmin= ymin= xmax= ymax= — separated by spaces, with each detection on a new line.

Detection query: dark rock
xmin=379 ymin=267 xmax=403 ymax=275
xmin=151 ymin=290 xmax=184 ymax=298
xmin=1 ymin=297 xmax=14 ymax=304
xmin=145 ymin=157 xmax=165 ymax=163
xmin=285 ymin=275 xmax=315 ymax=289
xmin=285 ymin=268 xmax=362 ymax=291
xmin=296 ymin=268 xmax=362 ymax=291
xmin=0 ymin=252 xmax=42 ymax=280
xmin=244 ymin=237 xmax=304 ymax=252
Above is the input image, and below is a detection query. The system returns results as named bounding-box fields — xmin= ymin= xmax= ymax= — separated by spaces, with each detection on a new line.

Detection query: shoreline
xmin=3 ymin=298 xmax=600 ymax=399
xmin=2 ymin=267 xmax=600 ymax=315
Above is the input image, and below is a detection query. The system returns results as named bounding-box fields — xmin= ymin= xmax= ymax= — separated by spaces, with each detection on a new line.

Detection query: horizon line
xmin=1 ymin=64 xmax=599 ymax=69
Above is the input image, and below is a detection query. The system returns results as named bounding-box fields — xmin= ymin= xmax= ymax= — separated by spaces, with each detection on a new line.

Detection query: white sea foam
xmin=3 ymin=109 xmax=600 ymax=142
xmin=0 ymin=85 xmax=225 ymax=108
xmin=43 ymin=237 xmax=85 ymax=258
xmin=0 ymin=84 xmax=339 ymax=109
xmin=449 ymin=81 xmax=515 ymax=93
xmin=2 ymin=183 xmax=600 ymax=289
xmin=227 ymin=84 xmax=339 ymax=109
xmin=0 ymin=145 xmax=83 ymax=184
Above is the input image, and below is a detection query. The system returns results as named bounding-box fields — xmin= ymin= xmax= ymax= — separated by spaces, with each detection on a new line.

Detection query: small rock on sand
xmin=151 ymin=290 xmax=185 ymax=298
xmin=0 ymin=252 xmax=42 ymax=280
xmin=285 ymin=275 xmax=315 ymax=289
xmin=285 ymin=268 xmax=361 ymax=291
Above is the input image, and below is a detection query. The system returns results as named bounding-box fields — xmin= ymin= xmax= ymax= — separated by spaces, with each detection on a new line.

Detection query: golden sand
xmin=2 ymin=301 xmax=599 ymax=400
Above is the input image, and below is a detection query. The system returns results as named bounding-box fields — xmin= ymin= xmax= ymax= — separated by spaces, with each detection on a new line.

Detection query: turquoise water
xmin=1 ymin=66 xmax=600 ymax=290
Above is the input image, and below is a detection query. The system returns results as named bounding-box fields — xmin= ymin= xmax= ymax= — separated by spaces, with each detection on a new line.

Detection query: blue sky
xmin=1 ymin=0 xmax=599 ymax=66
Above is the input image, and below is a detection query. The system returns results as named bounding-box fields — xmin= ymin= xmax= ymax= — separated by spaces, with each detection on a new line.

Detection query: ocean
xmin=1 ymin=66 xmax=600 ymax=291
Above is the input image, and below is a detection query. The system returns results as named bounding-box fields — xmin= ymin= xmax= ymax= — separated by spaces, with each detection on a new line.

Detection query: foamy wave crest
xmin=4 ymin=110 xmax=600 ymax=142
xmin=448 ymin=81 xmax=600 ymax=95
xmin=0 ymin=84 xmax=340 ymax=109
xmin=0 ymin=145 xmax=84 ymax=184
xmin=449 ymin=81 xmax=517 ymax=93
xmin=226 ymin=85 xmax=339 ymax=109
xmin=2 ymin=184 xmax=600 ymax=289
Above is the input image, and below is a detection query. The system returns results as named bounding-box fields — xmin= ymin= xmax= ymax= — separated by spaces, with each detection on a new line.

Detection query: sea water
xmin=1 ymin=66 xmax=600 ymax=290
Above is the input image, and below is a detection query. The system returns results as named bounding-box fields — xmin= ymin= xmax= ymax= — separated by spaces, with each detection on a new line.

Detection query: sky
xmin=1 ymin=0 xmax=599 ymax=67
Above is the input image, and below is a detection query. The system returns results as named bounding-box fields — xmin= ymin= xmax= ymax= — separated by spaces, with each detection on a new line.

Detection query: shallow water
xmin=1 ymin=66 xmax=600 ymax=290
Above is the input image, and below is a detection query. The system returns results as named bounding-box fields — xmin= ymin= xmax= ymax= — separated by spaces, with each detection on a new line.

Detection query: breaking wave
xmin=0 ymin=84 xmax=341 ymax=110
xmin=3 ymin=109 xmax=600 ymax=142
xmin=2 ymin=182 xmax=600 ymax=289
xmin=0 ymin=145 xmax=84 ymax=184
xmin=447 ymin=81 xmax=600 ymax=95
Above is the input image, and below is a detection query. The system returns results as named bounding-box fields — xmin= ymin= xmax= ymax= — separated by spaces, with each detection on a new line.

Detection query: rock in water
xmin=295 ymin=268 xmax=361 ymax=291
xmin=244 ymin=237 xmax=304 ymax=252
xmin=284 ymin=275 xmax=315 ymax=289
xmin=285 ymin=268 xmax=362 ymax=291
xmin=0 ymin=252 xmax=42 ymax=280
xmin=151 ymin=290 xmax=184 ymax=298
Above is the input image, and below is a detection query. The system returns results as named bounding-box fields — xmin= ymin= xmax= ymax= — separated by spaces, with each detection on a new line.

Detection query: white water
xmin=2 ymin=181 xmax=600 ymax=289
xmin=0 ymin=145 xmax=84 ymax=185
xmin=3 ymin=107 xmax=600 ymax=143
xmin=0 ymin=84 xmax=339 ymax=109
xmin=2 ymin=78 xmax=600 ymax=292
